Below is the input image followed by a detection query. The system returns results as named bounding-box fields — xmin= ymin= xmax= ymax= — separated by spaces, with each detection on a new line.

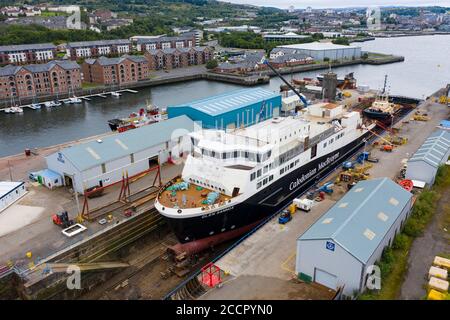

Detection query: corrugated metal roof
xmin=168 ymin=88 xmax=280 ymax=117
xmin=51 ymin=115 xmax=195 ymax=172
xmin=278 ymin=42 xmax=361 ymax=51
xmin=0 ymin=43 xmax=56 ymax=52
xmin=67 ymin=39 xmax=130 ymax=48
xmin=299 ymin=178 xmax=412 ymax=264
xmin=408 ymin=129 xmax=450 ymax=168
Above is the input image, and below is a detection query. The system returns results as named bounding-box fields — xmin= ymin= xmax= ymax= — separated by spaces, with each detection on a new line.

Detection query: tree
xmin=206 ymin=59 xmax=218 ymax=69
xmin=332 ymin=37 xmax=350 ymax=46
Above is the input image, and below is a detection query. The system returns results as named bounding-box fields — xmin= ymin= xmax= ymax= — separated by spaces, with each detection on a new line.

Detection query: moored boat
xmin=108 ymin=105 xmax=162 ymax=132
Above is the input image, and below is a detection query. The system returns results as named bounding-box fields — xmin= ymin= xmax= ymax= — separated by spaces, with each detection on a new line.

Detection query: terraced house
xmin=0 ymin=43 xmax=57 ymax=65
xmin=144 ymin=47 xmax=213 ymax=70
xmin=82 ymin=55 xmax=150 ymax=85
xmin=135 ymin=33 xmax=196 ymax=52
xmin=0 ymin=60 xmax=81 ymax=100
xmin=66 ymin=39 xmax=132 ymax=60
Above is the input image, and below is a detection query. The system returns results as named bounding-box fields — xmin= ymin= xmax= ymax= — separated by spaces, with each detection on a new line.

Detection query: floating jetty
xmin=0 ymin=89 xmax=139 ymax=113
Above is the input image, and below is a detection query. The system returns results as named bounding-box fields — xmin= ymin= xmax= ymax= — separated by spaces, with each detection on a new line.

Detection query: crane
xmin=263 ymin=59 xmax=309 ymax=107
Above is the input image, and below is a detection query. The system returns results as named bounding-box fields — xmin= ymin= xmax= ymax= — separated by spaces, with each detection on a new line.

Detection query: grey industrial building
xmin=277 ymin=42 xmax=361 ymax=61
xmin=406 ymin=129 xmax=450 ymax=186
xmin=296 ymin=178 xmax=413 ymax=297
xmin=46 ymin=116 xmax=196 ymax=193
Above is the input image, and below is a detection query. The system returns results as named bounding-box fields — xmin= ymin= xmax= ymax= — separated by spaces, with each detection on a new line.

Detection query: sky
xmin=222 ymin=0 xmax=450 ymax=9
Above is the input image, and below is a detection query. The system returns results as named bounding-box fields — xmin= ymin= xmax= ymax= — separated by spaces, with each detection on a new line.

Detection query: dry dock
xmin=192 ymin=97 xmax=448 ymax=300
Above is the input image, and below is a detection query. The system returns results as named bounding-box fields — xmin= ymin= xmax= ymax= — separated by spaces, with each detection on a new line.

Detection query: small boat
xmin=4 ymin=108 xmax=12 ymax=113
xmin=111 ymin=91 xmax=121 ymax=97
xmin=68 ymin=97 xmax=82 ymax=104
xmin=108 ymin=106 xmax=162 ymax=132
xmin=11 ymin=106 xmax=23 ymax=113
xmin=53 ymin=100 xmax=62 ymax=107
xmin=30 ymin=103 xmax=41 ymax=110
xmin=44 ymin=101 xmax=53 ymax=108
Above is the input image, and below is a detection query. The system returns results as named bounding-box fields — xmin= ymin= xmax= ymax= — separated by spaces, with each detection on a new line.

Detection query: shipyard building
xmin=0 ymin=182 xmax=26 ymax=213
xmin=167 ymin=88 xmax=282 ymax=129
xmin=276 ymin=42 xmax=361 ymax=61
xmin=296 ymin=178 xmax=413 ymax=297
xmin=46 ymin=115 xmax=196 ymax=193
xmin=406 ymin=128 xmax=450 ymax=186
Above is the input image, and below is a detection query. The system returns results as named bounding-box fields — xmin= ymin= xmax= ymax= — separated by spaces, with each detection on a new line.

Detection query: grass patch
xmin=359 ymin=165 xmax=450 ymax=300
xmin=82 ymin=82 xmax=102 ymax=89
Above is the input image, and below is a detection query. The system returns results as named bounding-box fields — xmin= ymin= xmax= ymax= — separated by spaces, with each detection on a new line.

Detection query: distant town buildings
xmin=0 ymin=60 xmax=81 ymax=100
xmin=0 ymin=43 xmax=57 ymax=65
xmin=66 ymin=40 xmax=132 ymax=60
xmin=0 ymin=5 xmax=41 ymax=17
xmin=82 ymin=55 xmax=150 ymax=85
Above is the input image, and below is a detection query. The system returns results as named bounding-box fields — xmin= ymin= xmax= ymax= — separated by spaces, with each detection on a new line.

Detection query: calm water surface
xmin=1 ymin=35 xmax=449 ymax=157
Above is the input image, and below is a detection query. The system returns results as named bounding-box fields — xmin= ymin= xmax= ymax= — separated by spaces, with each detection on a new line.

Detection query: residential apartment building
xmin=82 ymin=55 xmax=149 ymax=85
xmin=144 ymin=47 xmax=213 ymax=70
xmin=136 ymin=33 xmax=196 ymax=52
xmin=0 ymin=43 xmax=57 ymax=65
xmin=0 ymin=60 xmax=81 ymax=100
xmin=66 ymin=39 xmax=132 ymax=60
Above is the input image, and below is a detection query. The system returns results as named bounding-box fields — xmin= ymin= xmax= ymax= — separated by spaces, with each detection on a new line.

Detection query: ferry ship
xmin=155 ymin=103 xmax=375 ymax=244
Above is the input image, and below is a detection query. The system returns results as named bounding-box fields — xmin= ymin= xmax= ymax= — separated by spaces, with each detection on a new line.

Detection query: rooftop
xmin=0 ymin=181 xmax=24 ymax=199
xmin=168 ymin=88 xmax=280 ymax=117
xmin=278 ymin=42 xmax=361 ymax=51
xmin=299 ymin=178 xmax=413 ymax=264
xmin=67 ymin=39 xmax=130 ymax=48
xmin=50 ymin=115 xmax=195 ymax=172
xmin=408 ymin=129 xmax=450 ymax=168
xmin=0 ymin=60 xmax=80 ymax=76
xmin=0 ymin=43 xmax=56 ymax=52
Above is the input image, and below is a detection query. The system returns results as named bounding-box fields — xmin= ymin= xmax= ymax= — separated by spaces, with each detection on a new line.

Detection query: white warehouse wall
xmin=296 ymin=239 xmax=363 ymax=296
xmin=405 ymin=162 xmax=437 ymax=185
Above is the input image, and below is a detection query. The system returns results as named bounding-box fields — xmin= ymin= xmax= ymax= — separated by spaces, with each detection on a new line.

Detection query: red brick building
xmin=145 ymin=47 xmax=213 ymax=70
xmin=0 ymin=60 xmax=81 ymax=100
xmin=0 ymin=43 xmax=57 ymax=65
xmin=82 ymin=55 xmax=150 ymax=85
xmin=136 ymin=33 xmax=196 ymax=52
xmin=66 ymin=39 xmax=132 ymax=60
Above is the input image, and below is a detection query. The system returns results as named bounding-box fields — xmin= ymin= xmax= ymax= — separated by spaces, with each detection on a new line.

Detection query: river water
xmin=1 ymin=35 xmax=449 ymax=157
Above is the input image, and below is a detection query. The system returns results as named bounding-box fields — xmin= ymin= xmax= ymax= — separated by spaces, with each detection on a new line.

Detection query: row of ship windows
xmin=200 ymin=148 xmax=271 ymax=163
xmin=257 ymin=175 xmax=274 ymax=189
xmin=280 ymin=158 xmax=301 ymax=175
xmin=278 ymin=126 xmax=310 ymax=142
xmin=323 ymin=132 xmax=345 ymax=148
xmin=250 ymin=163 xmax=274 ymax=181
xmin=188 ymin=178 xmax=225 ymax=193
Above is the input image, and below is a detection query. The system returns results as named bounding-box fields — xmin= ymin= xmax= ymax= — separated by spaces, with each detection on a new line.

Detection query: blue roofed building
xmin=406 ymin=129 xmax=450 ymax=185
xmin=296 ymin=178 xmax=413 ymax=297
xmin=167 ymin=88 xmax=282 ymax=129
xmin=45 ymin=115 xmax=196 ymax=193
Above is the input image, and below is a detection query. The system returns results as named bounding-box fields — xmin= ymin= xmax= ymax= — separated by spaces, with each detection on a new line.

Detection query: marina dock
xmin=0 ymin=89 xmax=140 ymax=112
